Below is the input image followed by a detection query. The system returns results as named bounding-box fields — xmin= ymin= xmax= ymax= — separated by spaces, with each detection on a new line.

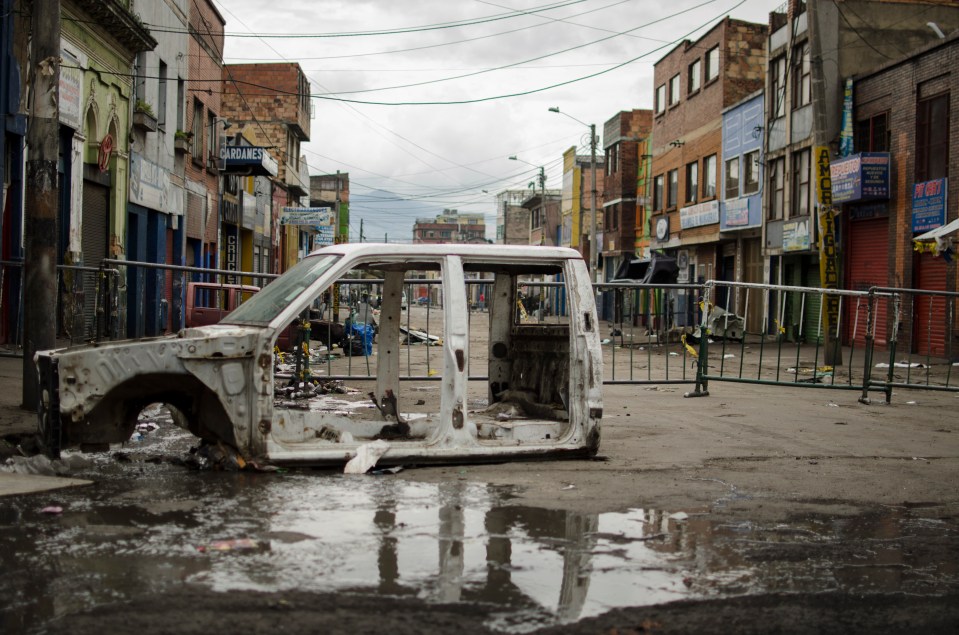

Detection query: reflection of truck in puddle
xmin=36 ymin=244 xmax=603 ymax=467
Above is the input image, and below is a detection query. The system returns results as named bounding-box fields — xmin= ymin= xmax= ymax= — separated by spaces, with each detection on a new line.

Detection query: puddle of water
xmin=1 ymin=424 xmax=958 ymax=633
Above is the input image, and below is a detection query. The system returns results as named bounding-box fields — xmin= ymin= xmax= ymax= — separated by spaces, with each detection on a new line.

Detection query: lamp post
xmin=509 ymin=155 xmax=545 ymax=245
xmin=549 ymin=107 xmax=598 ymax=285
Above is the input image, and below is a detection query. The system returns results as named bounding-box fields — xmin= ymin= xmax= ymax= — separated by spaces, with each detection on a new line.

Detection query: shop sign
xmin=221 ymin=146 xmax=279 ymax=177
xmin=723 ymin=199 xmax=750 ymax=227
xmin=782 ymin=219 xmax=811 ymax=252
xmin=59 ymin=44 xmax=84 ymax=129
xmin=280 ymin=206 xmax=333 ymax=226
xmin=679 ymin=200 xmax=719 ymax=229
xmin=830 ymin=153 xmax=890 ymax=204
xmin=911 ymin=178 xmax=947 ymax=232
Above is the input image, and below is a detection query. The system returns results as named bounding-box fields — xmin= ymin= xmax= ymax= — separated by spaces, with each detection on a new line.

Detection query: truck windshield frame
xmin=222 ymin=254 xmax=340 ymax=325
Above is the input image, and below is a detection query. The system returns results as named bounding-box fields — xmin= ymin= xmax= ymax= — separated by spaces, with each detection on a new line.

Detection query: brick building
xmin=838 ymin=31 xmax=959 ymax=357
xmin=221 ymin=62 xmax=312 ymax=271
xmin=184 ymin=0 xmax=224 ymax=275
xmin=413 ymin=211 xmax=487 ymax=244
xmin=649 ymin=17 xmax=767 ymax=295
xmin=310 ymin=173 xmax=350 ymax=245
xmin=496 ymin=190 xmax=532 ymax=245
xmin=602 ymin=109 xmax=652 ymax=281
xmin=764 ymin=0 xmax=959 ymax=342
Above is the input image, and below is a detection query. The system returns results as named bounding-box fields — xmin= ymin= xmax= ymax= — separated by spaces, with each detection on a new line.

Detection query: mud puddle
xmin=1 ymin=422 xmax=958 ymax=633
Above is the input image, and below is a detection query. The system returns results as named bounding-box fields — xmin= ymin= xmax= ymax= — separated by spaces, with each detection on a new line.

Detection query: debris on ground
xmin=40 ymin=506 xmax=63 ymax=515
xmin=196 ymin=538 xmax=267 ymax=553
xmin=344 ymin=440 xmax=390 ymax=474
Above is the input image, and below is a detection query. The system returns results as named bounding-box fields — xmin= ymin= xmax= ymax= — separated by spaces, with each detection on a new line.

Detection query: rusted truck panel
xmin=36 ymin=244 xmax=603 ymax=467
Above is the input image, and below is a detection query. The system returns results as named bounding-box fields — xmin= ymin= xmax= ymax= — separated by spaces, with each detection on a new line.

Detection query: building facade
xmin=650 ymin=17 xmax=767 ymax=293
xmin=413 ymin=211 xmax=486 ymax=244
xmin=221 ymin=62 xmax=312 ymax=272
xmin=602 ymin=109 xmax=652 ymax=281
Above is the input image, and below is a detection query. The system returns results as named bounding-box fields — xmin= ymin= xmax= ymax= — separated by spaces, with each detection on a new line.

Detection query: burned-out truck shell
xmin=36 ymin=244 xmax=603 ymax=466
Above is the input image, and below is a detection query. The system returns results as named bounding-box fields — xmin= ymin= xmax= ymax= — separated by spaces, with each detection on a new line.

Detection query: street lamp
xmin=549 ymin=107 xmax=598 ymax=284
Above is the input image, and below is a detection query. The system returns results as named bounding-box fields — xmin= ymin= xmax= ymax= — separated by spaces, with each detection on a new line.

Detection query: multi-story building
xmin=649 ymin=17 xmax=767 ymax=291
xmin=127 ymin=0 xmax=187 ymax=337
xmin=523 ymin=190 xmax=562 ymax=246
xmin=496 ymin=190 xmax=532 ymax=245
xmin=184 ymin=0 xmax=225 ymax=276
xmin=413 ymin=211 xmax=486 ymax=244
xmin=720 ymin=90 xmax=765 ymax=325
xmin=602 ymin=109 xmax=652 ymax=281
xmin=310 ymin=173 xmax=350 ymax=245
xmin=559 ymin=148 xmax=605 ymax=258
xmin=763 ymin=0 xmax=959 ymax=342
xmin=221 ymin=62 xmax=312 ymax=272
xmin=836 ymin=31 xmax=959 ymax=357
xmin=1 ymin=0 xmax=28 ymax=345
xmin=58 ymin=0 xmax=156 ymax=339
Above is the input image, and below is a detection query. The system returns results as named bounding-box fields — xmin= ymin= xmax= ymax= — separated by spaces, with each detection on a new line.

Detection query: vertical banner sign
xmin=839 ymin=79 xmax=854 ymax=158
xmin=815 ymin=146 xmax=840 ymax=340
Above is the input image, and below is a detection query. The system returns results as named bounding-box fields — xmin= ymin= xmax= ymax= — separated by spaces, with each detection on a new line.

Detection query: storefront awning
xmin=914 ymin=217 xmax=959 ymax=242
xmin=913 ymin=217 xmax=957 ymax=262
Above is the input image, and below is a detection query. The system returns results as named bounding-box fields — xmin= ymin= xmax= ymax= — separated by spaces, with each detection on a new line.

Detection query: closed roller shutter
xmin=845 ymin=218 xmax=889 ymax=349
xmin=81 ymin=181 xmax=109 ymax=339
xmin=913 ymin=252 xmax=948 ymax=357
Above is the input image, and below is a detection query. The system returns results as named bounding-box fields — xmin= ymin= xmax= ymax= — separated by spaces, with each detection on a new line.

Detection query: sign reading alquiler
xmin=280 ymin=207 xmax=333 ymax=226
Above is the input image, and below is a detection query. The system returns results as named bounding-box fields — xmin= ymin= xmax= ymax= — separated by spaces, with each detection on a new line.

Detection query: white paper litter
xmin=344 ymin=440 xmax=390 ymax=474
xmin=669 ymin=511 xmax=689 ymax=521
xmin=875 ymin=362 xmax=924 ymax=369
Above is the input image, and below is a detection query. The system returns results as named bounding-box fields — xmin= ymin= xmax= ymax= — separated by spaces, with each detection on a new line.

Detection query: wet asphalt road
xmin=2 ymin=409 xmax=959 ymax=634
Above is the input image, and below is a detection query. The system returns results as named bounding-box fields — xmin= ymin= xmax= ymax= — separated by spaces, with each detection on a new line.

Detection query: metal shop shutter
xmin=913 ymin=252 xmax=949 ymax=357
xmin=802 ymin=266 xmax=823 ymax=344
xmin=81 ymin=181 xmax=109 ymax=339
xmin=845 ymin=218 xmax=889 ymax=349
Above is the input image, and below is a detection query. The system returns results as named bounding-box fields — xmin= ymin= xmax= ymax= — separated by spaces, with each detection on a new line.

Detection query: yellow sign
xmin=815 ymin=146 xmax=832 ymax=206
xmin=818 ymin=207 xmax=840 ymax=337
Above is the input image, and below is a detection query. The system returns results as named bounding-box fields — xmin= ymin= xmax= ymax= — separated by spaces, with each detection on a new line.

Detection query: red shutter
xmin=912 ymin=252 xmax=949 ymax=357
xmin=845 ymin=218 xmax=889 ymax=348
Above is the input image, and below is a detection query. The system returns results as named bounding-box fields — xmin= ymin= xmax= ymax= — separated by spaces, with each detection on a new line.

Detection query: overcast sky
xmin=218 ymin=0 xmax=776 ymax=242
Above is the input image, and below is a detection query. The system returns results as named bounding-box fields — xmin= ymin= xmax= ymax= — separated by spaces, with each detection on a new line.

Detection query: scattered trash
xmin=669 ymin=511 xmax=689 ymax=521
xmin=196 ymin=538 xmax=266 ymax=553
xmin=370 ymin=466 xmax=404 ymax=475
xmin=723 ymin=354 xmax=735 ymax=359
xmin=669 ymin=352 xmax=679 ymax=357
xmin=344 ymin=440 xmax=390 ymax=474
xmin=827 ymin=402 xmax=839 ymax=407
xmin=561 ymin=484 xmax=576 ymax=490
xmin=40 ymin=506 xmax=63 ymax=515
xmin=906 ymin=401 xmax=918 ymax=405
xmin=875 ymin=362 xmax=925 ymax=369
xmin=1 ymin=453 xmax=92 ymax=476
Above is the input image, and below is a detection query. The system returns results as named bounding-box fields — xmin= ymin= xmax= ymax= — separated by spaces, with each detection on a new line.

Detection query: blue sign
xmin=221 ymin=145 xmax=279 ymax=177
xmin=830 ymin=153 xmax=889 ymax=204
xmin=912 ymin=178 xmax=947 ymax=233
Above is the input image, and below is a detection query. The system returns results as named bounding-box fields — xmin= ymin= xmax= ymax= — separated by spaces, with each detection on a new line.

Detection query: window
xmin=655 ymin=84 xmax=666 ymax=114
xmin=669 ymin=74 xmax=681 ymax=106
xmin=916 ymin=94 xmax=948 ymax=182
xmin=688 ymin=59 xmax=701 ymax=93
xmin=770 ymin=55 xmax=787 ymax=118
xmin=703 ymin=154 xmax=717 ymax=198
xmin=653 ymin=174 xmax=665 ymax=211
xmin=768 ymin=158 xmax=785 ymax=220
xmin=134 ymin=52 xmax=147 ymax=102
xmin=606 ymin=145 xmax=619 ymax=176
xmin=606 ymin=203 xmax=619 ymax=231
xmin=705 ymin=46 xmax=720 ymax=82
xmin=667 ymin=169 xmax=678 ymax=208
xmin=790 ymin=149 xmax=811 ymax=217
xmin=176 ymin=78 xmax=185 ymax=132
xmin=207 ymin=110 xmax=217 ymax=166
xmin=685 ymin=161 xmax=698 ymax=203
xmin=743 ymin=150 xmax=760 ymax=194
xmin=791 ymin=43 xmax=810 ymax=109
xmin=157 ymin=60 xmax=168 ymax=129
xmin=855 ymin=112 xmax=888 ymax=152
xmin=191 ymin=98 xmax=203 ymax=157
xmin=725 ymin=157 xmax=740 ymax=199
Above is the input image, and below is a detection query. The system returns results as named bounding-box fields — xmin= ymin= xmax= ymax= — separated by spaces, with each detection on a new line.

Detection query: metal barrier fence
xmin=861 ymin=286 xmax=959 ymax=403
xmin=0 ymin=260 xmax=122 ymax=353
xmin=4 ymin=258 xmax=956 ymax=404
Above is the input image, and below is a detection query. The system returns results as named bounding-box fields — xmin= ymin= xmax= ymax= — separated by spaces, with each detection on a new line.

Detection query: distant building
xmin=522 ymin=190 xmax=562 ymax=246
xmin=495 ymin=190 xmax=531 ymax=245
xmin=559 ymin=149 xmax=605 ymax=258
xmin=413 ymin=211 xmax=487 ymax=244
xmin=310 ymin=173 xmax=350 ymax=244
